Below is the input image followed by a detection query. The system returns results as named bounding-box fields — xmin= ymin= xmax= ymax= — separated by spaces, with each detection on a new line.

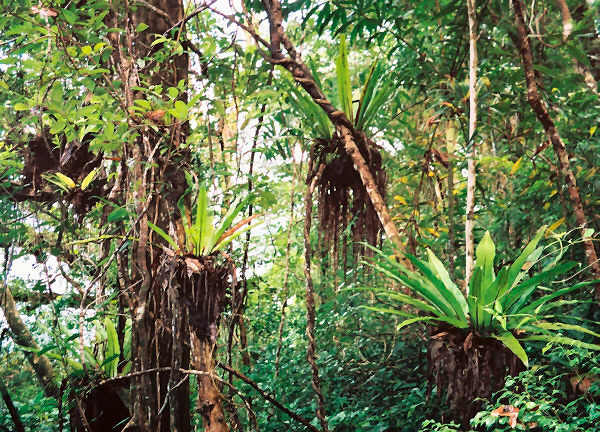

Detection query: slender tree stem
xmin=303 ymin=163 xmax=330 ymax=432
xmin=465 ymin=0 xmax=478 ymax=290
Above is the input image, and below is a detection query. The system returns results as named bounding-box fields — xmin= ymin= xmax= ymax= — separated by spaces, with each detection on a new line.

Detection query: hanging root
xmin=308 ymin=131 xmax=386 ymax=265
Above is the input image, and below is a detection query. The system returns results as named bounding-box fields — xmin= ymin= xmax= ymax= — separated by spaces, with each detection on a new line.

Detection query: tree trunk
xmin=465 ymin=0 xmax=478 ymax=289
xmin=104 ymin=0 xmax=225 ymax=429
xmin=0 ymin=282 xmax=59 ymax=398
xmin=513 ymin=0 xmax=600 ymax=300
xmin=0 ymin=371 xmax=26 ymax=432
xmin=192 ymin=336 xmax=229 ymax=432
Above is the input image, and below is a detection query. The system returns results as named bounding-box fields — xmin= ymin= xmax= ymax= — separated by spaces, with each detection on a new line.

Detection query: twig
xmin=218 ymin=362 xmax=320 ymax=432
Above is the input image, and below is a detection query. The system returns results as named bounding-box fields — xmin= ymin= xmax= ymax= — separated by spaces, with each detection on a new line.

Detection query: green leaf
xmin=134 ymin=99 xmax=151 ymax=110
xmin=522 ymin=335 xmax=600 ymax=351
xmin=426 ymin=249 xmax=468 ymax=316
xmin=520 ymin=279 xmax=600 ymax=315
xmin=136 ymin=22 xmax=149 ymax=32
xmin=360 ymin=305 xmax=417 ymax=319
xmin=504 ymin=262 xmax=576 ymax=314
xmin=493 ymin=332 xmax=528 ymax=367
xmin=533 ymin=321 xmax=600 ymax=339
xmin=62 ymin=9 xmax=77 ymax=25
xmin=352 ymin=286 xmax=440 ymax=315
xmin=287 ymin=84 xmax=332 ymax=138
xmin=213 ymin=220 xmax=263 ymax=252
xmin=108 ymin=207 xmax=129 ymax=223
xmin=173 ymin=100 xmax=188 ymax=120
xmin=148 ymin=222 xmax=178 ymax=250
xmin=364 ymin=246 xmax=461 ymax=320
xmin=195 ymin=185 xmax=208 ymax=254
xmin=50 ymin=119 xmax=66 ymax=134
xmin=500 ymin=226 xmax=546 ymax=299
xmin=335 ymin=34 xmax=353 ymax=122
xmin=104 ymin=317 xmax=120 ymax=378
xmin=214 ymin=194 xmax=252 ymax=241
xmin=404 ymin=253 xmax=467 ymax=322
xmin=475 ymin=231 xmax=496 ymax=292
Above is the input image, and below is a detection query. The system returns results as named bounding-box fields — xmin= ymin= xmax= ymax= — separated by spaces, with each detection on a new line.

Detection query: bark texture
xmin=465 ymin=0 xmax=478 ymax=288
xmin=0 ymin=373 xmax=26 ymax=432
xmin=105 ymin=0 xmax=225 ymax=429
xmin=182 ymin=255 xmax=232 ymax=432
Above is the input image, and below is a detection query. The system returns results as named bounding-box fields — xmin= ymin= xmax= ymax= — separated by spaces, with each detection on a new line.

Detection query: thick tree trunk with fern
xmin=106 ymin=1 xmax=230 ymax=429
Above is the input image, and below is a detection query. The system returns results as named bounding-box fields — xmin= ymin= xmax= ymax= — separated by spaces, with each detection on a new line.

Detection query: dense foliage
xmin=0 ymin=0 xmax=599 ymax=431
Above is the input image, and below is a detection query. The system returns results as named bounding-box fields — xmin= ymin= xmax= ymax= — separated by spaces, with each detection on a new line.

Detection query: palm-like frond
xmin=360 ymin=227 xmax=600 ymax=367
xmin=149 ymin=185 xmax=262 ymax=256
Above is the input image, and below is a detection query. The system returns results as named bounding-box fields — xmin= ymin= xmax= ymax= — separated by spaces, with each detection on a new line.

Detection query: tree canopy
xmin=1 ymin=0 xmax=600 ymax=431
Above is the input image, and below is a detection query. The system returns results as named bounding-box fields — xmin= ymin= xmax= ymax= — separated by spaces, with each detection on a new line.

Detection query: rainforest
xmin=1 ymin=0 xmax=600 ymax=431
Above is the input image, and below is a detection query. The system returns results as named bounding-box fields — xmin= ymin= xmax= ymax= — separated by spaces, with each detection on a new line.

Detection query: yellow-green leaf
xmin=509 ymin=156 xmax=523 ymax=175
xmin=493 ymin=332 xmax=528 ymax=367
xmin=545 ymin=217 xmax=565 ymax=237
xmin=80 ymin=168 xmax=98 ymax=190
xmin=55 ymin=172 xmax=76 ymax=189
xmin=394 ymin=195 xmax=407 ymax=205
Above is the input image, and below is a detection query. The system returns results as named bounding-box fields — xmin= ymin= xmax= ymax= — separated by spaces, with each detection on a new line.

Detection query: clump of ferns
xmin=286 ymin=35 xmax=395 ymax=263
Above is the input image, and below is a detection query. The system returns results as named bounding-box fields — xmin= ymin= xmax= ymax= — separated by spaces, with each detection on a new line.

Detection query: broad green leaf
xmin=200 ymin=214 xmax=215 ymax=254
xmin=493 ymin=332 xmax=528 ymax=367
xmin=427 ymin=249 xmax=468 ymax=315
xmin=531 ymin=321 xmax=600 ymax=339
xmin=173 ymin=100 xmax=188 ymax=119
xmin=108 ymin=207 xmax=129 ymax=223
xmin=475 ymin=231 xmax=496 ymax=295
xmin=361 ymin=305 xmax=417 ymax=319
xmin=214 ymin=194 xmax=251 ymax=241
xmin=404 ymin=253 xmax=467 ymax=321
xmin=196 ymin=185 xmax=208 ymax=253
xmin=213 ymin=220 xmax=264 ymax=252
xmin=500 ymin=226 xmax=546 ymax=298
xmin=504 ymin=262 xmax=576 ymax=314
xmin=148 ymin=222 xmax=178 ymax=250
xmin=354 ymin=287 xmax=440 ymax=315
xmin=520 ymin=279 xmax=600 ymax=315
xmin=364 ymin=245 xmax=459 ymax=317
xmin=104 ymin=317 xmax=120 ymax=378
xmin=335 ymin=34 xmax=353 ymax=122
xmin=134 ymin=99 xmax=151 ymax=110
xmin=522 ymin=335 xmax=600 ymax=351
